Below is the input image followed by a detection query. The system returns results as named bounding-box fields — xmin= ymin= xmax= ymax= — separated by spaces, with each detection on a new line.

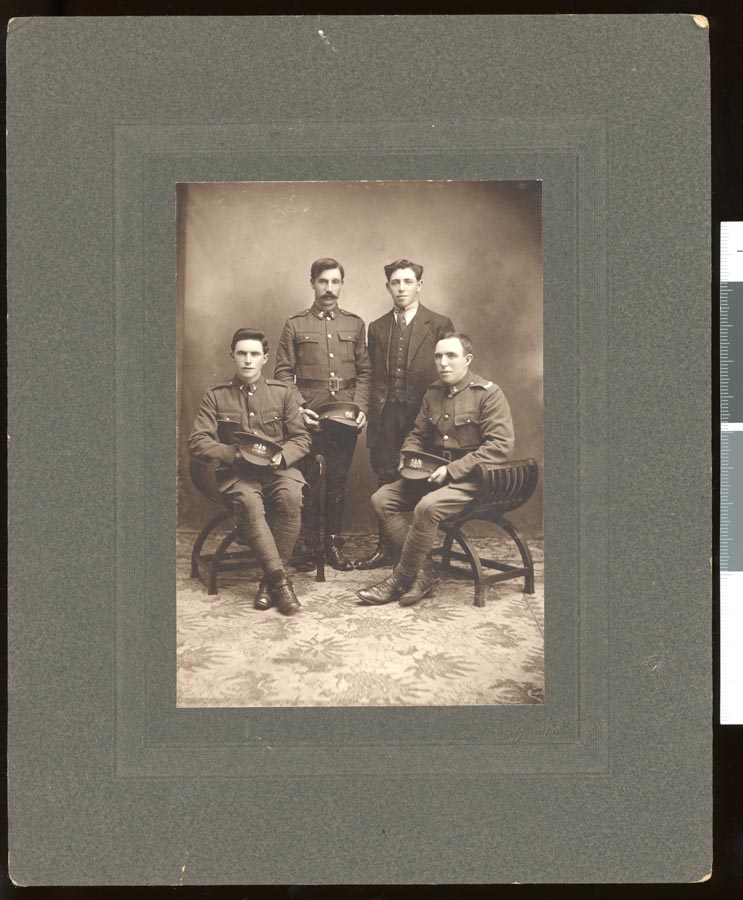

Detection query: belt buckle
xmin=441 ymin=449 xmax=452 ymax=461
xmin=328 ymin=376 xmax=341 ymax=392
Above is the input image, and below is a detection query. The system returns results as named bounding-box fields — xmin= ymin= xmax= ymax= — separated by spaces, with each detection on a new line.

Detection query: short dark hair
xmin=231 ymin=328 xmax=269 ymax=354
xmin=438 ymin=331 xmax=473 ymax=356
xmin=310 ymin=257 xmax=345 ymax=282
xmin=384 ymin=258 xmax=423 ymax=282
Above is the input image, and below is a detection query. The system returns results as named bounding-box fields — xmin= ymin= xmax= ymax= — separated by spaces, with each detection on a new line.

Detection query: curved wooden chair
xmin=189 ymin=454 xmax=326 ymax=595
xmin=430 ymin=458 xmax=540 ymax=607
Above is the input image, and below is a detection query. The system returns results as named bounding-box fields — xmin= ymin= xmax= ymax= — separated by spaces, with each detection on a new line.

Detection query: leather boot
xmin=325 ymin=534 xmax=354 ymax=571
xmin=354 ymin=529 xmax=395 ymax=570
xmin=254 ymin=576 xmax=273 ymax=611
xmin=267 ymin=569 xmax=301 ymax=616
xmin=357 ymin=569 xmax=414 ymax=605
xmin=398 ymin=567 xmax=441 ymax=607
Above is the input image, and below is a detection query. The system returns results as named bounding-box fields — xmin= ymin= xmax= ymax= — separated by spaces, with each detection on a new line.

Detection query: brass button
xmin=444 ymin=414 xmax=449 ymax=420
xmin=249 ymin=412 xmax=255 ymax=417
xmin=329 ymin=353 xmax=334 ymax=358
xmin=443 ymin=435 xmax=449 ymax=440
xmin=330 ymin=371 xmax=335 ymax=377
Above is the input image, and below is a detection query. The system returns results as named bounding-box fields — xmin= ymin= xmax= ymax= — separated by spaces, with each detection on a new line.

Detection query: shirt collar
xmin=311 ymin=303 xmax=337 ymax=320
xmin=393 ymin=300 xmax=419 ymax=323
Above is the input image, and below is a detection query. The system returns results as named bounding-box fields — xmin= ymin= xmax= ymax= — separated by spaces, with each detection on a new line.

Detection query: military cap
xmin=399 ymin=450 xmax=450 ymax=480
xmin=234 ymin=431 xmax=283 ymax=467
xmin=316 ymin=401 xmax=361 ymax=429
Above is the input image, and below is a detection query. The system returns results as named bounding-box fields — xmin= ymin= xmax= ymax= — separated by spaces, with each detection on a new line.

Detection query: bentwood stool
xmin=189 ymin=454 xmax=326 ymax=595
xmin=430 ymin=458 xmax=539 ymax=608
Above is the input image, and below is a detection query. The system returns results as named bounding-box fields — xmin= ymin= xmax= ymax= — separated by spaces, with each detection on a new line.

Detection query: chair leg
xmin=442 ymin=532 xmax=455 ymax=571
xmin=451 ymin=529 xmax=487 ymax=608
xmin=191 ymin=511 xmax=231 ymax=578
xmin=208 ymin=529 xmax=236 ymax=596
xmin=499 ymin=518 xmax=535 ymax=594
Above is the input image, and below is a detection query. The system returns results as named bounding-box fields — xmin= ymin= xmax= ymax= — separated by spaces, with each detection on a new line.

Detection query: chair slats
xmin=436 ymin=458 xmax=540 ymax=605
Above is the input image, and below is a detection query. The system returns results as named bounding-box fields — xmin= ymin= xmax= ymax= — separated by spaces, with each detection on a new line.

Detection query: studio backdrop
xmin=177 ymin=179 xmax=543 ymax=535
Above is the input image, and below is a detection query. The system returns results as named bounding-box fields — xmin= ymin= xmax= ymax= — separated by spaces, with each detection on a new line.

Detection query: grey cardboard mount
xmin=7 ymin=16 xmax=711 ymax=885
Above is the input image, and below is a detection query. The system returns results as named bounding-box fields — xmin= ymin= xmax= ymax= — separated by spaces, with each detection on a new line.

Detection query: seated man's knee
xmin=272 ymin=482 xmax=303 ymax=516
xmin=413 ymin=491 xmax=441 ymax=527
xmin=235 ymin=491 xmax=264 ymax=523
xmin=371 ymin=484 xmax=393 ymax=518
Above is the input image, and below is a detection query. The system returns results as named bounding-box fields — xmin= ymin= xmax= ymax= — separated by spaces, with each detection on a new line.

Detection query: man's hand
xmin=427 ymin=465 xmax=449 ymax=484
xmin=269 ymin=451 xmax=283 ymax=468
xmin=355 ymin=410 xmax=367 ymax=429
xmin=301 ymin=407 xmax=321 ymax=431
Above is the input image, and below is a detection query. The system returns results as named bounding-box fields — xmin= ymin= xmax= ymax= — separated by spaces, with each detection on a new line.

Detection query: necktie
xmin=396 ymin=309 xmax=407 ymax=332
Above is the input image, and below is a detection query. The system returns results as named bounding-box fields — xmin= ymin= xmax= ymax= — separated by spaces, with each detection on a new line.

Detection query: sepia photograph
xmin=177 ymin=179 xmax=543 ymax=707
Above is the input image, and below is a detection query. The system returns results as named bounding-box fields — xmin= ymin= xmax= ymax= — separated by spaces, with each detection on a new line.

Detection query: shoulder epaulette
xmin=338 ymin=308 xmax=362 ymax=318
xmin=288 ymin=309 xmax=311 ymax=319
xmin=265 ymin=379 xmax=289 ymax=387
xmin=429 ymin=379 xmax=446 ymax=389
xmin=470 ymin=378 xmax=494 ymax=389
xmin=210 ymin=381 xmax=235 ymax=391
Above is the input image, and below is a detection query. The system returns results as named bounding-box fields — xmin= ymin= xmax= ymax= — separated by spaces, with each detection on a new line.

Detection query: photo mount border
xmin=113 ymin=120 xmax=607 ymax=778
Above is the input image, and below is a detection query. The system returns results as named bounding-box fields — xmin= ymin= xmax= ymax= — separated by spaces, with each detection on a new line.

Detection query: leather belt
xmin=438 ymin=448 xmax=470 ymax=461
xmin=297 ymin=377 xmax=356 ymax=392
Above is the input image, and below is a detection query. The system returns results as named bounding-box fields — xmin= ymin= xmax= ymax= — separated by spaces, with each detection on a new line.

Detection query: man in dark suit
xmin=356 ymin=258 xmax=454 ymax=569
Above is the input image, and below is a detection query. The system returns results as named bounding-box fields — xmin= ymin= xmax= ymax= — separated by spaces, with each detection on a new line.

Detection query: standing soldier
xmin=274 ymin=258 xmax=371 ymax=570
xmin=189 ymin=328 xmax=312 ymax=615
xmin=355 ymin=258 xmax=454 ymax=570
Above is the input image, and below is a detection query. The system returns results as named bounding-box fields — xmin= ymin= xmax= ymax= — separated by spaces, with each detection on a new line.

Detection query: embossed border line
xmin=114 ymin=121 xmax=607 ymax=777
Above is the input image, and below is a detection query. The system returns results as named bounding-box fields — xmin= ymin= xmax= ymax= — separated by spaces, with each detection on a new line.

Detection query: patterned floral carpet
xmin=177 ymin=531 xmax=544 ymax=708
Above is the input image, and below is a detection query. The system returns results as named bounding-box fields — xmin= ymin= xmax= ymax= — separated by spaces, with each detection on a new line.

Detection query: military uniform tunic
xmin=274 ymin=304 xmax=371 ymax=412
xmin=401 ymin=371 xmax=514 ymax=483
xmin=189 ymin=374 xmax=311 ymax=488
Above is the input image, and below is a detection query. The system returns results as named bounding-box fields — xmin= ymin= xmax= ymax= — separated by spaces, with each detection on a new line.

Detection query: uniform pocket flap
xmin=216 ymin=411 xmax=242 ymax=422
xmin=454 ymin=413 xmax=481 ymax=426
xmin=261 ymin=408 xmax=282 ymax=422
xmin=338 ymin=331 xmax=359 ymax=342
xmin=297 ymin=333 xmax=321 ymax=343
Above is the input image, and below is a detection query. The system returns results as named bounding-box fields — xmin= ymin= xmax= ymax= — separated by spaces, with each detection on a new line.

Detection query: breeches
xmin=222 ymin=471 xmax=304 ymax=524
xmin=372 ymin=478 xmax=478 ymax=538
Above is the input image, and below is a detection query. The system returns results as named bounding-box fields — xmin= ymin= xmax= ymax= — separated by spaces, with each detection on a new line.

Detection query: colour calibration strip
xmin=721 ymin=222 xmax=743 ymax=724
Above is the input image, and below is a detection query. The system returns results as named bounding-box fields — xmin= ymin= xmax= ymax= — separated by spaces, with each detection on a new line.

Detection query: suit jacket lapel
xmin=379 ymin=310 xmax=394 ymax=372
xmin=407 ymin=304 xmax=432 ymax=365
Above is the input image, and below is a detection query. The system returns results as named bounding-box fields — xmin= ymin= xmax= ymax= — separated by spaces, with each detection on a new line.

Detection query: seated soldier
xmin=189 ymin=328 xmax=312 ymax=614
xmin=357 ymin=332 xmax=515 ymax=607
